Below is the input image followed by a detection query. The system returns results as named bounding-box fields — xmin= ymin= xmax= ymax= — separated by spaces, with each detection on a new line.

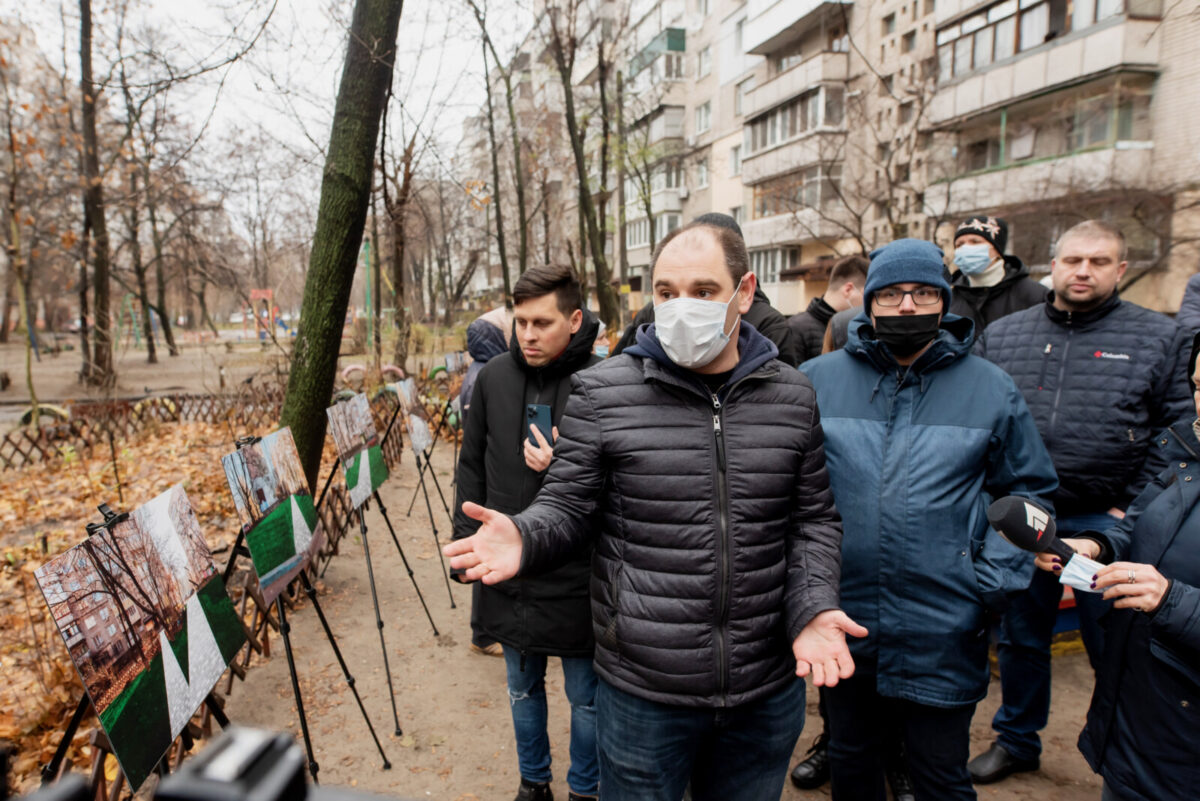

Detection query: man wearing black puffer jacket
xmin=446 ymin=220 xmax=865 ymax=801
xmin=453 ymin=264 xmax=601 ymax=801
xmin=969 ymin=219 xmax=1193 ymax=786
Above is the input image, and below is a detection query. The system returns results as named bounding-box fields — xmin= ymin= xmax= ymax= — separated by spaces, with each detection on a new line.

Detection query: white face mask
xmin=654 ymin=277 xmax=744 ymax=369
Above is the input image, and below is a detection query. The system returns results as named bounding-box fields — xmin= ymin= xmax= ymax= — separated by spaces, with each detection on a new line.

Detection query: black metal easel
xmin=403 ymin=398 xmax=455 ymax=521
xmin=228 ymin=436 xmax=392 ymax=777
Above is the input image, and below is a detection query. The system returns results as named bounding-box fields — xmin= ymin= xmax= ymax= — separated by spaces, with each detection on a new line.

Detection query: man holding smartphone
xmin=446 ymin=219 xmax=862 ymax=801
xmin=452 ymin=264 xmax=602 ymax=801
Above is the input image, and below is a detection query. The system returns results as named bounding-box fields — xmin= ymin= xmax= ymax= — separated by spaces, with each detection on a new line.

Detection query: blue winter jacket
xmin=800 ymin=312 xmax=1058 ymax=707
xmin=1079 ymin=419 xmax=1200 ymax=801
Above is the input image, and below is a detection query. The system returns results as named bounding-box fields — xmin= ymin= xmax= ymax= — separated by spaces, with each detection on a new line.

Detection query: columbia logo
xmin=1094 ymin=351 xmax=1131 ymax=360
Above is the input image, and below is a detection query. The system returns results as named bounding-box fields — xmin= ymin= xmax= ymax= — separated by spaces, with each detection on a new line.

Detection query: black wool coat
xmin=452 ymin=312 xmax=601 ymax=657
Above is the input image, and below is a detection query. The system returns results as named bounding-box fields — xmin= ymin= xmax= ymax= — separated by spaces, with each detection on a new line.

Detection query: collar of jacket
xmin=624 ymin=318 xmax=780 ymax=398
xmin=1042 ymin=290 xmax=1121 ymax=327
xmin=806 ymin=296 xmax=837 ymax=325
xmin=845 ymin=309 xmax=975 ymax=377
xmin=950 ymin=254 xmax=1031 ymax=294
xmin=509 ymin=308 xmax=601 ymax=378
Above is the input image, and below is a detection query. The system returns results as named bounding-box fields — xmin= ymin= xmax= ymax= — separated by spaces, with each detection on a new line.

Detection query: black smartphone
xmin=526 ymin=403 xmax=553 ymax=446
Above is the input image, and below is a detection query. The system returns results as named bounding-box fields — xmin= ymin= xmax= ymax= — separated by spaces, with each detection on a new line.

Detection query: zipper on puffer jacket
xmin=1048 ymin=327 xmax=1073 ymax=444
xmin=711 ymin=389 xmax=731 ymax=705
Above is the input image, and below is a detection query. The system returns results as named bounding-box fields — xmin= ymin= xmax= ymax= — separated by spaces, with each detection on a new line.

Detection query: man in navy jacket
xmin=800 ymin=239 xmax=1057 ymax=800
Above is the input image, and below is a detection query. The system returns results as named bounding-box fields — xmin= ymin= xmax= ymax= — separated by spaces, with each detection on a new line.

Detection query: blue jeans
xmin=595 ymin=676 xmax=806 ymax=801
xmin=503 ymin=646 xmax=599 ymax=795
xmin=825 ymin=671 xmax=976 ymax=801
xmin=992 ymin=512 xmax=1117 ymax=761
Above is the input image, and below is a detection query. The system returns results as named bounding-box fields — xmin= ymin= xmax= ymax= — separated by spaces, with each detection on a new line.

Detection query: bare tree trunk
xmin=126 ymin=170 xmax=157 ymax=364
xmin=80 ymin=0 xmax=114 ymax=386
xmin=146 ymin=183 xmax=178 ymax=355
xmin=542 ymin=174 xmax=552 ymax=266
xmin=481 ymin=38 xmax=512 ymax=307
xmin=616 ymin=69 xmax=629 ymax=325
xmin=0 ymin=252 xmax=12 ymax=344
xmin=279 ymin=0 xmax=405 ymax=488
xmin=547 ymin=11 xmax=618 ymax=328
xmin=370 ymin=196 xmax=382 ymax=369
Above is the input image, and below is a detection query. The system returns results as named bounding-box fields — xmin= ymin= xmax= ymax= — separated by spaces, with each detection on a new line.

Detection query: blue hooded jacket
xmin=800 ymin=311 xmax=1058 ymax=707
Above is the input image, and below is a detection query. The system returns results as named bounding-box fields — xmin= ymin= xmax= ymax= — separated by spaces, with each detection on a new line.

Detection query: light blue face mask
xmin=595 ymin=343 xmax=610 ymax=358
xmin=954 ymin=243 xmax=994 ymax=276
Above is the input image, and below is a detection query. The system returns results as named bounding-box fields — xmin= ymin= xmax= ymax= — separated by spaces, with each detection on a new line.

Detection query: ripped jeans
xmin=502 ymin=646 xmax=599 ymax=795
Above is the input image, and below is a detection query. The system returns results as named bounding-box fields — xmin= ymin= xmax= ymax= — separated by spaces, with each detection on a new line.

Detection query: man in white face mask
xmin=444 ymin=220 xmax=865 ymax=801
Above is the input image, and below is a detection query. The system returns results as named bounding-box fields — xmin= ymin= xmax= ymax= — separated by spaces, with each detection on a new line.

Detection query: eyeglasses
xmin=873 ymin=286 xmax=942 ymax=307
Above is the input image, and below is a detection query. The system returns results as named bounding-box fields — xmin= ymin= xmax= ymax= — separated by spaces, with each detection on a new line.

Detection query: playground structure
xmin=240 ymin=289 xmax=293 ymax=341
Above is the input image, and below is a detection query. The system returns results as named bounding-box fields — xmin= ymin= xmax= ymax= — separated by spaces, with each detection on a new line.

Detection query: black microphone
xmin=986 ymin=496 xmax=1076 ymax=561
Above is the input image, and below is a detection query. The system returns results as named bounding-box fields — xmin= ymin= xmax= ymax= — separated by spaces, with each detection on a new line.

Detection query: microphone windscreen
xmin=987 ymin=496 xmax=1072 ymax=560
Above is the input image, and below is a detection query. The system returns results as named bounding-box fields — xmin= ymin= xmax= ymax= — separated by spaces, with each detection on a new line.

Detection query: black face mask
xmin=872 ymin=313 xmax=942 ymax=359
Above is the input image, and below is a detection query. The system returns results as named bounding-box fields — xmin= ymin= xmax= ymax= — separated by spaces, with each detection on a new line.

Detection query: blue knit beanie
xmin=863 ymin=238 xmax=952 ymax=307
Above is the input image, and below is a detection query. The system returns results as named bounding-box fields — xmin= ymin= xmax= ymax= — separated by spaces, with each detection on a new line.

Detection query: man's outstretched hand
xmin=793 ymin=610 xmax=868 ymax=687
xmin=443 ymin=502 xmax=523 ymax=584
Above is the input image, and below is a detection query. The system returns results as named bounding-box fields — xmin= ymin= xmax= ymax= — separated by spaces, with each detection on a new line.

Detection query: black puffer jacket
xmin=510 ymin=322 xmax=843 ymax=707
xmin=976 ymin=293 xmax=1192 ymax=514
xmin=787 ymin=297 xmax=836 ymax=364
xmin=612 ymin=287 xmax=801 ymax=366
xmin=948 ymin=255 xmax=1045 ymax=332
xmin=452 ymin=312 xmax=601 ymax=657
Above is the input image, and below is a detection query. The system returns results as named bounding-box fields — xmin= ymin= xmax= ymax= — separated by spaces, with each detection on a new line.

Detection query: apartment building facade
xmin=463 ymin=0 xmax=1198 ymax=316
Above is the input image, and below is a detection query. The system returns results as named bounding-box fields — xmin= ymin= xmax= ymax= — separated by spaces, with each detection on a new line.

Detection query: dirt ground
xmin=223 ymin=442 xmax=1104 ymax=801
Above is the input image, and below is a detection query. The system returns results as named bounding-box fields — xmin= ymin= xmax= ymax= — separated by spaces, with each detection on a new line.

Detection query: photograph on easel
xmin=389 ymin=381 xmax=432 ymax=454
xmin=221 ymin=427 xmax=323 ymax=604
xmin=34 ymin=486 xmax=245 ymax=790
xmin=326 ymin=392 xmax=388 ymax=508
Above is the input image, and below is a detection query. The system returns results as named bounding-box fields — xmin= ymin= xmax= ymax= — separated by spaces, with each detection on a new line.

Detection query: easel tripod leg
xmin=373 ymin=492 xmax=439 ymax=636
xmin=359 ymin=507 xmax=403 ymax=736
xmin=415 ymin=454 xmax=456 ymax=608
xmin=276 ymin=597 xmax=319 ymax=784
xmin=299 ymin=572 xmax=392 ymax=769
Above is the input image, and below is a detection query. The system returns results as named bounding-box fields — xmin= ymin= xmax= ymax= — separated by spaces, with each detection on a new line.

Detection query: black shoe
xmin=967 ymin=741 xmax=1039 ymax=784
xmin=567 ymin=794 xmax=597 ymax=801
xmin=515 ymin=778 xmax=553 ymax=801
xmin=886 ymin=764 xmax=916 ymax=801
xmin=790 ymin=732 xmax=831 ymax=790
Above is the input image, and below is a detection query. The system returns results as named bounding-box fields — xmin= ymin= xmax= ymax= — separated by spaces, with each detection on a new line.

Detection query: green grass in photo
xmin=197 ymin=576 xmax=247 ymax=664
xmin=293 ymin=492 xmax=317 ymax=538
xmin=97 ymin=649 xmax=171 ymax=790
xmin=344 ymin=449 xmax=363 ymax=489
xmin=245 ymin=500 xmax=296 ymax=577
xmin=367 ymin=443 xmax=387 ymax=491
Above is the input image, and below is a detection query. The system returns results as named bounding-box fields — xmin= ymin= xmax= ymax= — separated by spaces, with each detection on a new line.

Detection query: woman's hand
xmin=1092 ymin=562 xmax=1171 ymax=613
xmin=1034 ymin=538 xmax=1101 ymax=573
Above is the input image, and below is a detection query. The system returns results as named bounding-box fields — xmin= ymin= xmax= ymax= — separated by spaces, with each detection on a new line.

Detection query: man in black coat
xmin=611 ymin=213 xmax=801 ymax=366
xmin=969 ymin=219 xmax=1193 ymax=785
xmin=446 ymin=220 xmax=864 ymax=801
xmin=787 ymin=255 xmax=867 ymax=363
xmin=948 ymin=216 xmax=1044 ymax=333
xmin=453 ymin=264 xmax=601 ymax=801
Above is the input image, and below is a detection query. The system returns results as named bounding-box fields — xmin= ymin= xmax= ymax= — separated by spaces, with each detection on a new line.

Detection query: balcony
xmin=743 ymin=210 xmax=847 ymax=248
xmin=743 ymin=52 xmax=849 ymax=120
xmin=940 ymin=144 xmax=1153 ymax=212
xmin=744 ymin=0 xmax=850 ymax=55
xmin=929 ymin=17 xmax=1160 ymax=124
xmin=741 ymin=131 xmax=844 ymax=185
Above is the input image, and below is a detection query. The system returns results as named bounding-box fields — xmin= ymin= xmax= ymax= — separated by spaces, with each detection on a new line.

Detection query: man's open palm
xmin=793 ymin=609 xmax=868 ymax=687
xmin=443 ymin=502 xmax=523 ymax=584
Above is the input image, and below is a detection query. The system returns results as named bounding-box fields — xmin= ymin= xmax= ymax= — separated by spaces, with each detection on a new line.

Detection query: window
xmin=902 ymin=31 xmax=917 ymax=52
xmin=695 ymin=101 xmax=711 ymax=134
xmin=752 ymin=166 xmax=842 ymax=218
xmin=773 ymin=42 xmax=804 ymax=74
xmin=880 ymin=73 xmax=895 ymax=96
xmin=651 ymin=161 xmax=683 ymax=192
xmin=936 ymin=0 xmax=1078 ymax=81
xmin=626 ymin=219 xmax=647 ymax=249
xmin=730 ymin=145 xmax=742 ymax=176
xmin=883 ymin=13 xmax=897 ymax=34
xmin=656 ymin=214 xmax=681 ymax=241
xmin=663 ymin=53 xmax=685 ymax=80
xmin=84 ymin=615 xmax=97 ymax=629
xmin=107 ymin=624 xmax=118 ymax=636
xmin=829 ymin=26 xmax=849 ymax=52
xmin=899 ymin=101 xmax=915 ymax=124
xmin=735 ymin=77 xmax=755 ymax=116
xmin=697 ymin=158 xmax=709 ymax=188
xmin=749 ymin=248 xmax=801 ymax=284
xmin=745 ymin=86 xmax=844 ymax=154
xmin=698 ymin=46 xmax=712 ymax=78
xmin=100 ymin=608 xmax=110 ymax=621
xmin=731 ymin=206 xmax=745 ymax=224
xmin=698 ymin=0 xmax=710 ymax=14
xmin=734 ymin=19 xmax=744 ymax=52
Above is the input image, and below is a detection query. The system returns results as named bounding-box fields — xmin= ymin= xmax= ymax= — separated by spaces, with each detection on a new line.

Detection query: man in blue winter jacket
xmin=799 ymin=239 xmax=1058 ymax=801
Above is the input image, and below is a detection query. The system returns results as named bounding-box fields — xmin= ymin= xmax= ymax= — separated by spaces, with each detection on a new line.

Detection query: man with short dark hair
xmin=789 ymin=255 xmax=868 ymax=364
xmin=452 ymin=264 xmax=601 ymax=801
xmin=800 ymin=239 xmax=1057 ymax=800
xmin=948 ymin=216 xmax=1044 ymax=332
xmin=446 ymin=220 xmax=863 ymax=801
xmin=969 ymin=219 xmax=1193 ymax=785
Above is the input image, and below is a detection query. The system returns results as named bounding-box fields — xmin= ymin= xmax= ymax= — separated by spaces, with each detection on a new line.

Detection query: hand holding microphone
xmin=986 ymin=496 xmax=1105 ymax=594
